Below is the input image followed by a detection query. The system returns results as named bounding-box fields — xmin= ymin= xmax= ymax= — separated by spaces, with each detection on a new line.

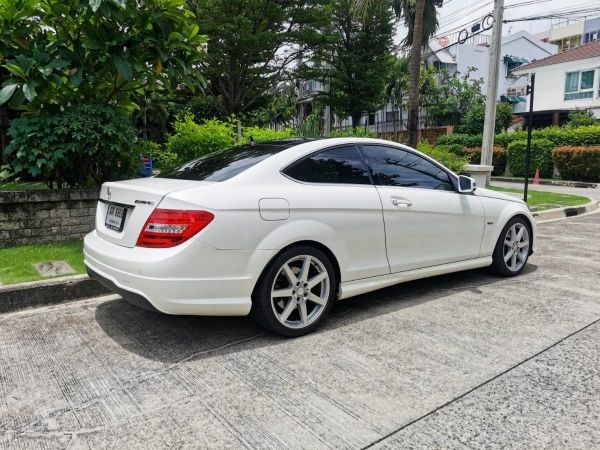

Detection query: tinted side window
xmin=284 ymin=145 xmax=371 ymax=185
xmin=361 ymin=145 xmax=454 ymax=191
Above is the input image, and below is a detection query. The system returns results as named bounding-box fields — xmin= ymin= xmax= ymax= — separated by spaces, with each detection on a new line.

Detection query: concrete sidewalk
xmin=1 ymin=213 xmax=600 ymax=449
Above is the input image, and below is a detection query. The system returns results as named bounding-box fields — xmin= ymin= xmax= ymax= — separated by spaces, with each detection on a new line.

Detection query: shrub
xmin=416 ymin=141 xmax=470 ymax=173
xmin=4 ymin=115 xmax=64 ymax=187
xmin=507 ymin=139 xmax=554 ymax=177
xmin=240 ymin=127 xmax=296 ymax=144
xmin=564 ymin=109 xmax=597 ymax=128
xmin=437 ymin=144 xmax=466 ymax=155
xmin=461 ymin=147 xmax=507 ymax=175
xmin=5 ymin=103 xmax=137 ymax=188
xmin=166 ymin=116 xmax=236 ymax=162
xmin=132 ymin=140 xmax=178 ymax=172
xmin=330 ymin=128 xmax=377 ymax=138
xmin=552 ymin=146 xmax=600 ymax=181
xmin=436 ymin=133 xmax=483 ymax=147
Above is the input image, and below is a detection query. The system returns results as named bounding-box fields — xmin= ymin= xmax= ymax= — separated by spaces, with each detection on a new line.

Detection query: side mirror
xmin=458 ymin=175 xmax=476 ymax=194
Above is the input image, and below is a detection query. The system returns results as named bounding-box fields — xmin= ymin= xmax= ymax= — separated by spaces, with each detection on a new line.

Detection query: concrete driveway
xmin=1 ymin=213 xmax=600 ymax=449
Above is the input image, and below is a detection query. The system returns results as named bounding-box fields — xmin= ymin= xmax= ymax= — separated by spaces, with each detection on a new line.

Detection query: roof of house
xmin=514 ymin=39 xmax=600 ymax=71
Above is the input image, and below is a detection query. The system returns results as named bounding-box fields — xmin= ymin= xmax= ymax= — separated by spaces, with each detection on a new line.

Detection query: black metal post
xmin=524 ymin=73 xmax=535 ymax=203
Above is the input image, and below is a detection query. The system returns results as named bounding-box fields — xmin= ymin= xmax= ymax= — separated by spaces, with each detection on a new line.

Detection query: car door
xmin=359 ymin=144 xmax=485 ymax=273
xmin=281 ymin=144 xmax=390 ymax=281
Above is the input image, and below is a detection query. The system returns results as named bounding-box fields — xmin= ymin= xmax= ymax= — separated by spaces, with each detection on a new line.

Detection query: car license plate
xmin=105 ymin=204 xmax=127 ymax=232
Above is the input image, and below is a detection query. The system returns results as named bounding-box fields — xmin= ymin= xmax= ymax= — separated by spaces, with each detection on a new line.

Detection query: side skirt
xmin=338 ymin=256 xmax=493 ymax=300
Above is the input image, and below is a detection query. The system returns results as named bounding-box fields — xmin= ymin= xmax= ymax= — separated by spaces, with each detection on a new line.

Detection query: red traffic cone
xmin=533 ymin=168 xmax=540 ymax=185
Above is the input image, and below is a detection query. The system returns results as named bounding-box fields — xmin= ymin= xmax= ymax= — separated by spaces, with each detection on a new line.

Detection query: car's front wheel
xmin=491 ymin=216 xmax=531 ymax=276
xmin=252 ymin=246 xmax=337 ymax=337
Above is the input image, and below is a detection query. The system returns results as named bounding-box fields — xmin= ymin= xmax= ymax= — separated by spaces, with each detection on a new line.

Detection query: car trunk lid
xmin=96 ymin=178 xmax=210 ymax=247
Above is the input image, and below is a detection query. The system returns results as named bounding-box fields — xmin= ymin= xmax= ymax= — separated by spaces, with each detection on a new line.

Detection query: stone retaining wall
xmin=0 ymin=189 xmax=99 ymax=248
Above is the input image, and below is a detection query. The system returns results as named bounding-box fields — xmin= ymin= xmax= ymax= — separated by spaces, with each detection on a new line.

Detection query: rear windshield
xmin=158 ymin=139 xmax=314 ymax=182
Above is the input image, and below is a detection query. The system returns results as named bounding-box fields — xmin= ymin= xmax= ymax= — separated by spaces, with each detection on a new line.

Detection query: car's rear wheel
xmin=252 ymin=246 xmax=336 ymax=337
xmin=491 ymin=216 xmax=531 ymax=276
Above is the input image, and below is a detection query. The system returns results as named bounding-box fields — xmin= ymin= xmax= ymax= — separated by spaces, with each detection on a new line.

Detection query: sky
xmin=394 ymin=0 xmax=600 ymax=46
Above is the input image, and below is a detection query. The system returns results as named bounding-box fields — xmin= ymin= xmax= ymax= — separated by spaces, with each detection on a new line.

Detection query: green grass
xmin=488 ymin=186 xmax=590 ymax=212
xmin=0 ymin=181 xmax=48 ymax=191
xmin=0 ymin=239 xmax=85 ymax=285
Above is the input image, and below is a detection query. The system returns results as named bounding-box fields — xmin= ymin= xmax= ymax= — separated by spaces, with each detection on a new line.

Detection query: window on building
xmin=564 ymin=70 xmax=595 ymax=100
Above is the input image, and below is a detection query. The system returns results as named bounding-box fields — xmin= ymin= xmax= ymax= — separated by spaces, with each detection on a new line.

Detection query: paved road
xmin=491 ymin=180 xmax=600 ymax=201
xmin=2 ymin=213 xmax=600 ymax=449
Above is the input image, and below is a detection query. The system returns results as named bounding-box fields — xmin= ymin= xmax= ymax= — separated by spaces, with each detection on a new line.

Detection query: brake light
xmin=136 ymin=209 xmax=214 ymax=248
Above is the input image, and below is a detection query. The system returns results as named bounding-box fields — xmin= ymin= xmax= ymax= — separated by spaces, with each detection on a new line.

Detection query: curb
xmin=532 ymin=199 xmax=600 ymax=221
xmin=491 ymin=177 xmax=597 ymax=189
xmin=0 ymin=274 xmax=110 ymax=314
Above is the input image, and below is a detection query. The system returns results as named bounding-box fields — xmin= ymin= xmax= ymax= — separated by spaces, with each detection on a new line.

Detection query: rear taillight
xmin=136 ymin=209 xmax=214 ymax=248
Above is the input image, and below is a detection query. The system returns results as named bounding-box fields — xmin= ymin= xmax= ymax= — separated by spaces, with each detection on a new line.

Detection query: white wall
xmin=515 ymin=57 xmax=600 ymax=117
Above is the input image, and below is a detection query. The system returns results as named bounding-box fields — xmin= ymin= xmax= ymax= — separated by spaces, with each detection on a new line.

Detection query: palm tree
xmin=354 ymin=0 xmax=442 ymax=146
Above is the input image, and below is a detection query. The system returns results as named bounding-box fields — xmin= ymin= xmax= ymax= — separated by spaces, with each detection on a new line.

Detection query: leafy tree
xmin=187 ymin=0 xmax=326 ymax=117
xmin=424 ymin=68 xmax=485 ymax=127
xmin=309 ymin=0 xmax=394 ymax=128
xmin=0 ymin=0 xmax=206 ymax=113
xmin=564 ymin=109 xmax=597 ymax=128
xmin=459 ymin=101 xmax=514 ymax=135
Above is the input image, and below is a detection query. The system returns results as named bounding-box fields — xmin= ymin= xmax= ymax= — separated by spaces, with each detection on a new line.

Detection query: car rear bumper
xmin=83 ymin=230 xmax=272 ymax=316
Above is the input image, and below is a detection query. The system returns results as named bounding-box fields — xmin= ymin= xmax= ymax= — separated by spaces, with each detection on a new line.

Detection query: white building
xmin=512 ymin=39 xmax=600 ymax=126
xmin=425 ymin=31 xmax=557 ymax=113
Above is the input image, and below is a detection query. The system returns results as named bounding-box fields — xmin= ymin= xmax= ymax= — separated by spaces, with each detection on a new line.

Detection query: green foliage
xmin=3 ymin=115 xmax=64 ymax=186
xmin=188 ymin=0 xmax=325 ymax=116
xmin=460 ymin=147 xmax=507 ymax=175
xmin=552 ymin=146 xmax=600 ymax=181
xmin=416 ymin=141 xmax=470 ymax=173
xmin=308 ymin=0 xmax=394 ymax=128
xmin=507 ymin=139 xmax=554 ymax=178
xmin=330 ymin=128 xmax=377 ymax=138
xmin=424 ymin=68 xmax=485 ymax=128
xmin=495 ymin=102 xmax=514 ymax=133
xmin=393 ymin=0 xmax=444 ymax=47
xmin=240 ymin=127 xmax=296 ymax=144
xmin=495 ymin=125 xmax=600 ymax=148
xmin=166 ymin=116 xmax=236 ymax=162
xmin=0 ymin=0 xmax=206 ymax=113
xmin=5 ymin=103 xmax=136 ymax=187
xmin=132 ymin=139 xmax=178 ymax=172
xmin=458 ymin=102 xmax=514 ymax=134
xmin=564 ymin=109 xmax=597 ymax=128
xmin=436 ymin=133 xmax=483 ymax=147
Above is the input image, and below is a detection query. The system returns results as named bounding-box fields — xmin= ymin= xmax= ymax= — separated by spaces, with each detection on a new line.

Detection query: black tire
xmin=490 ymin=216 xmax=531 ymax=277
xmin=251 ymin=245 xmax=337 ymax=337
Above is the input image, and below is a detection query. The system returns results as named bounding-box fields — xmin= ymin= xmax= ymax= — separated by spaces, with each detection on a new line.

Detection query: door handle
xmin=391 ymin=198 xmax=412 ymax=207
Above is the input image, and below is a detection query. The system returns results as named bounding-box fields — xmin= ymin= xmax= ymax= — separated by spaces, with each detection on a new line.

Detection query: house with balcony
xmin=512 ymin=39 xmax=600 ymax=126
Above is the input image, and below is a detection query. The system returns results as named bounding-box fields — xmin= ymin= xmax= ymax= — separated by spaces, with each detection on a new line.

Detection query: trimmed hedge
xmin=438 ymin=125 xmax=600 ymax=149
xmin=437 ymin=133 xmax=483 ymax=147
xmin=462 ymin=147 xmax=507 ymax=175
xmin=552 ymin=146 xmax=600 ymax=181
xmin=508 ymin=139 xmax=554 ymax=177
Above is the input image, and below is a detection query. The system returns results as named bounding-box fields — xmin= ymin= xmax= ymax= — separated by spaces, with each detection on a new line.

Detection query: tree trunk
xmin=407 ymin=0 xmax=426 ymax=148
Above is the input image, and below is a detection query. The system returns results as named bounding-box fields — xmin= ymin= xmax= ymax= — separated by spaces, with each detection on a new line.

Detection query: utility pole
xmin=480 ymin=0 xmax=504 ymax=185
xmin=523 ymin=73 xmax=535 ymax=203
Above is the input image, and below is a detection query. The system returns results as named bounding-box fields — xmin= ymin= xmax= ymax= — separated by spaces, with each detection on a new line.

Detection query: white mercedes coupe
xmin=84 ymin=138 xmax=536 ymax=336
